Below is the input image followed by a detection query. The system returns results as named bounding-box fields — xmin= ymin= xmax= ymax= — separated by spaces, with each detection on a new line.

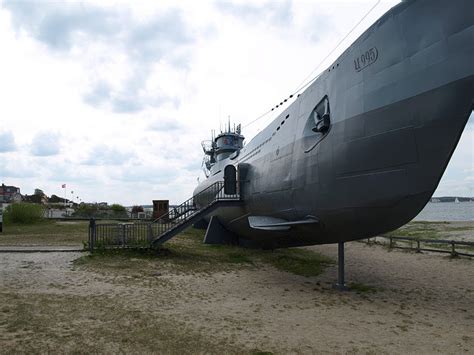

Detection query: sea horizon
xmin=414 ymin=201 xmax=474 ymax=222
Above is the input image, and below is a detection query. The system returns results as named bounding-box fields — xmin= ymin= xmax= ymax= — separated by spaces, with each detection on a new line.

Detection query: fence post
xmin=389 ymin=237 xmax=393 ymax=249
xmin=451 ymin=241 xmax=456 ymax=257
xmin=416 ymin=240 xmax=421 ymax=253
xmin=89 ymin=218 xmax=96 ymax=252
xmin=147 ymin=224 xmax=153 ymax=243
xmin=121 ymin=224 xmax=126 ymax=248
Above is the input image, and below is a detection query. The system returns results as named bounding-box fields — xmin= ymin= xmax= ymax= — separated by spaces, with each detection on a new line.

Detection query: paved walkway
xmin=0 ymin=245 xmax=85 ymax=253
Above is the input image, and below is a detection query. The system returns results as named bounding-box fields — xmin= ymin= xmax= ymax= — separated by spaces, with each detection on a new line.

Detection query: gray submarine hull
xmin=194 ymin=0 xmax=474 ymax=248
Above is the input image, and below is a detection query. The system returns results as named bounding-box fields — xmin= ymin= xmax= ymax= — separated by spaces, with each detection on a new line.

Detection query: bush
xmin=4 ymin=203 xmax=45 ymax=224
xmin=110 ymin=204 xmax=126 ymax=213
xmin=110 ymin=204 xmax=128 ymax=218
xmin=72 ymin=204 xmax=99 ymax=218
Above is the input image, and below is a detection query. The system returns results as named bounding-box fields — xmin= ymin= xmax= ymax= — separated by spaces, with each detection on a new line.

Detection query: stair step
xmin=148 ymin=181 xmax=241 ymax=246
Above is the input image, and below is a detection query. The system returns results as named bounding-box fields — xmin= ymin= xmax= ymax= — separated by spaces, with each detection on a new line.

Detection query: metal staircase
xmin=149 ymin=181 xmax=242 ymax=247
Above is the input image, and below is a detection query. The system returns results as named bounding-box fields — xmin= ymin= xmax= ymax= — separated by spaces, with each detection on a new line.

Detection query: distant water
xmin=414 ymin=202 xmax=474 ymax=222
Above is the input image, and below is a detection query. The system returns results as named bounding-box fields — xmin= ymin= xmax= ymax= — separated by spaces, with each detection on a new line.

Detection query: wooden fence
xmin=364 ymin=236 xmax=474 ymax=258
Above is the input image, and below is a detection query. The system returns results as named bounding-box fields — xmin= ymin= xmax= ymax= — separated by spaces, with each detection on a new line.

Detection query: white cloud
xmin=4 ymin=0 xmax=472 ymax=207
xmin=148 ymin=118 xmax=182 ymax=132
xmin=3 ymin=1 xmax=194 ymax=114
xmin=83 ymin=145 xmax=135 ymax=166
xmin=215 ymin=1 xmax=293 ymax=27
xmin=30 ymin=132 xmax=61 ymax=156
xmin=0 ymin=155 xmax=36 ymax=178
xmin=0 ymin=131 xmax=16 ymax=152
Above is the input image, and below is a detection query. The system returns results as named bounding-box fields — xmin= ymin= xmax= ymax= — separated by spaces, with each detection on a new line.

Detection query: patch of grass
xmin=0 ymin=220 xmax=89 ymax=246
xmin=383 ymin=221 xmax=447 ymax=241
xmin=385 ymin=228 xmax=439 ymax=240
xmin=386 ymin=221 xmax=474 ymax=241
xmin=444 ymin=226 xmax=474 ymax=232
xmin=411 ymin=221 xmax=449 ymax=225
xmin=260 ymin=249 xmax=334 ymax=277
xmin=76 ymin=228 xmax=335 ymax=277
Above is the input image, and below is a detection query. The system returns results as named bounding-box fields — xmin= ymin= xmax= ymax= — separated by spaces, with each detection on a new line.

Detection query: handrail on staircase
xmin=148 ymin=180 xmax=240 ymax=242
xmin=151 ymin=181 xmax=220 ymax=224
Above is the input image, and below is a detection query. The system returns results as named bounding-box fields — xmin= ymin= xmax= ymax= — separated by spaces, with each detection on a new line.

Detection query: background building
xmin=0 ymin=184 xmax=22 ymax=204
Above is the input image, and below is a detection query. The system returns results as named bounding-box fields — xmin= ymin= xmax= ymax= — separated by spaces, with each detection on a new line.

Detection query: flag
xmin=62 ymin=184 xmax=66 ymax=188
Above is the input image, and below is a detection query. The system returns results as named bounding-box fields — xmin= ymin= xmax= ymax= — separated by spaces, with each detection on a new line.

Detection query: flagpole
xmin=63 ymin=184 xmax=66 ymax=208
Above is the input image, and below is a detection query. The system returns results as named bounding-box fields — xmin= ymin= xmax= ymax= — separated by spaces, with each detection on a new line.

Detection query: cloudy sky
xmin=0 ymin=0 xmax=472 ymax=205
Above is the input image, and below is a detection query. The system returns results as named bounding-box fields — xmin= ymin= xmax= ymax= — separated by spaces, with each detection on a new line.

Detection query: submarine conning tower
xmin=201 ymin=123 xmax=245 ymax=177
xmin=214 ymin=124 xmax=245 ymax=162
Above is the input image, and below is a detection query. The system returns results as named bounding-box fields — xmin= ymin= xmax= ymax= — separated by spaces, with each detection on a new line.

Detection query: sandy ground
xmin=0 ymin=241 xmax=472 ymax=354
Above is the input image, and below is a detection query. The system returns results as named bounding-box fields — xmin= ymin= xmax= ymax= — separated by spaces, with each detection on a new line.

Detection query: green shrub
xmin=4 ymin=203 xmax=45 ymax=224
xmin=72 ymin=204 xmax=99 ymax=218
xmin=110 ymin=204 xmax=128 ymax=218
xmin=110 ymin=204 xmax=126 ymax=213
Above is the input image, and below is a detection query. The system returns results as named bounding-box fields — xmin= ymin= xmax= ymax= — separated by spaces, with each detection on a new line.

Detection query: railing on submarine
xmin=148 ymin=180 xmax=241 ymax=246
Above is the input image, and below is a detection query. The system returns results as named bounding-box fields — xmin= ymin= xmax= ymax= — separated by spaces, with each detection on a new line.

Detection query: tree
xmin=110 ymin=203 xmax=128 ymax=218
xmin=34 ymin=188 xmax=45 ymax=196
xmin=49 ymin=194 xmax=64 ymax=203
xmin=4 ymin=203 xmax=45 ymax=224
xmin=24 ymin=188 xmax=48 ymax=204
xmin=72 ymin=204 xmax=99 ymax=218
xmin=110 ymin=204 xmax=126 ymax=213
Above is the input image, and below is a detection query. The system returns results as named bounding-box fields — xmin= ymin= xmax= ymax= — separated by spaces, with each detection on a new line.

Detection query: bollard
xmin=416 ymin=240 xmax=421 ymax=253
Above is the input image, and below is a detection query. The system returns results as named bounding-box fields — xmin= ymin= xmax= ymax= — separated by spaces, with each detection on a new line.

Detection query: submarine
xmin=192 ymin=0 xmax=474 ymax=249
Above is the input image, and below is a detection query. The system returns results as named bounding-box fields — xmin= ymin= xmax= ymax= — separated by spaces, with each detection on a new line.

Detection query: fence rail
xmin=88 ymin=219 xmax=151 ymax=250
xmin=365 ymin=235 xmax=474 ymax=258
